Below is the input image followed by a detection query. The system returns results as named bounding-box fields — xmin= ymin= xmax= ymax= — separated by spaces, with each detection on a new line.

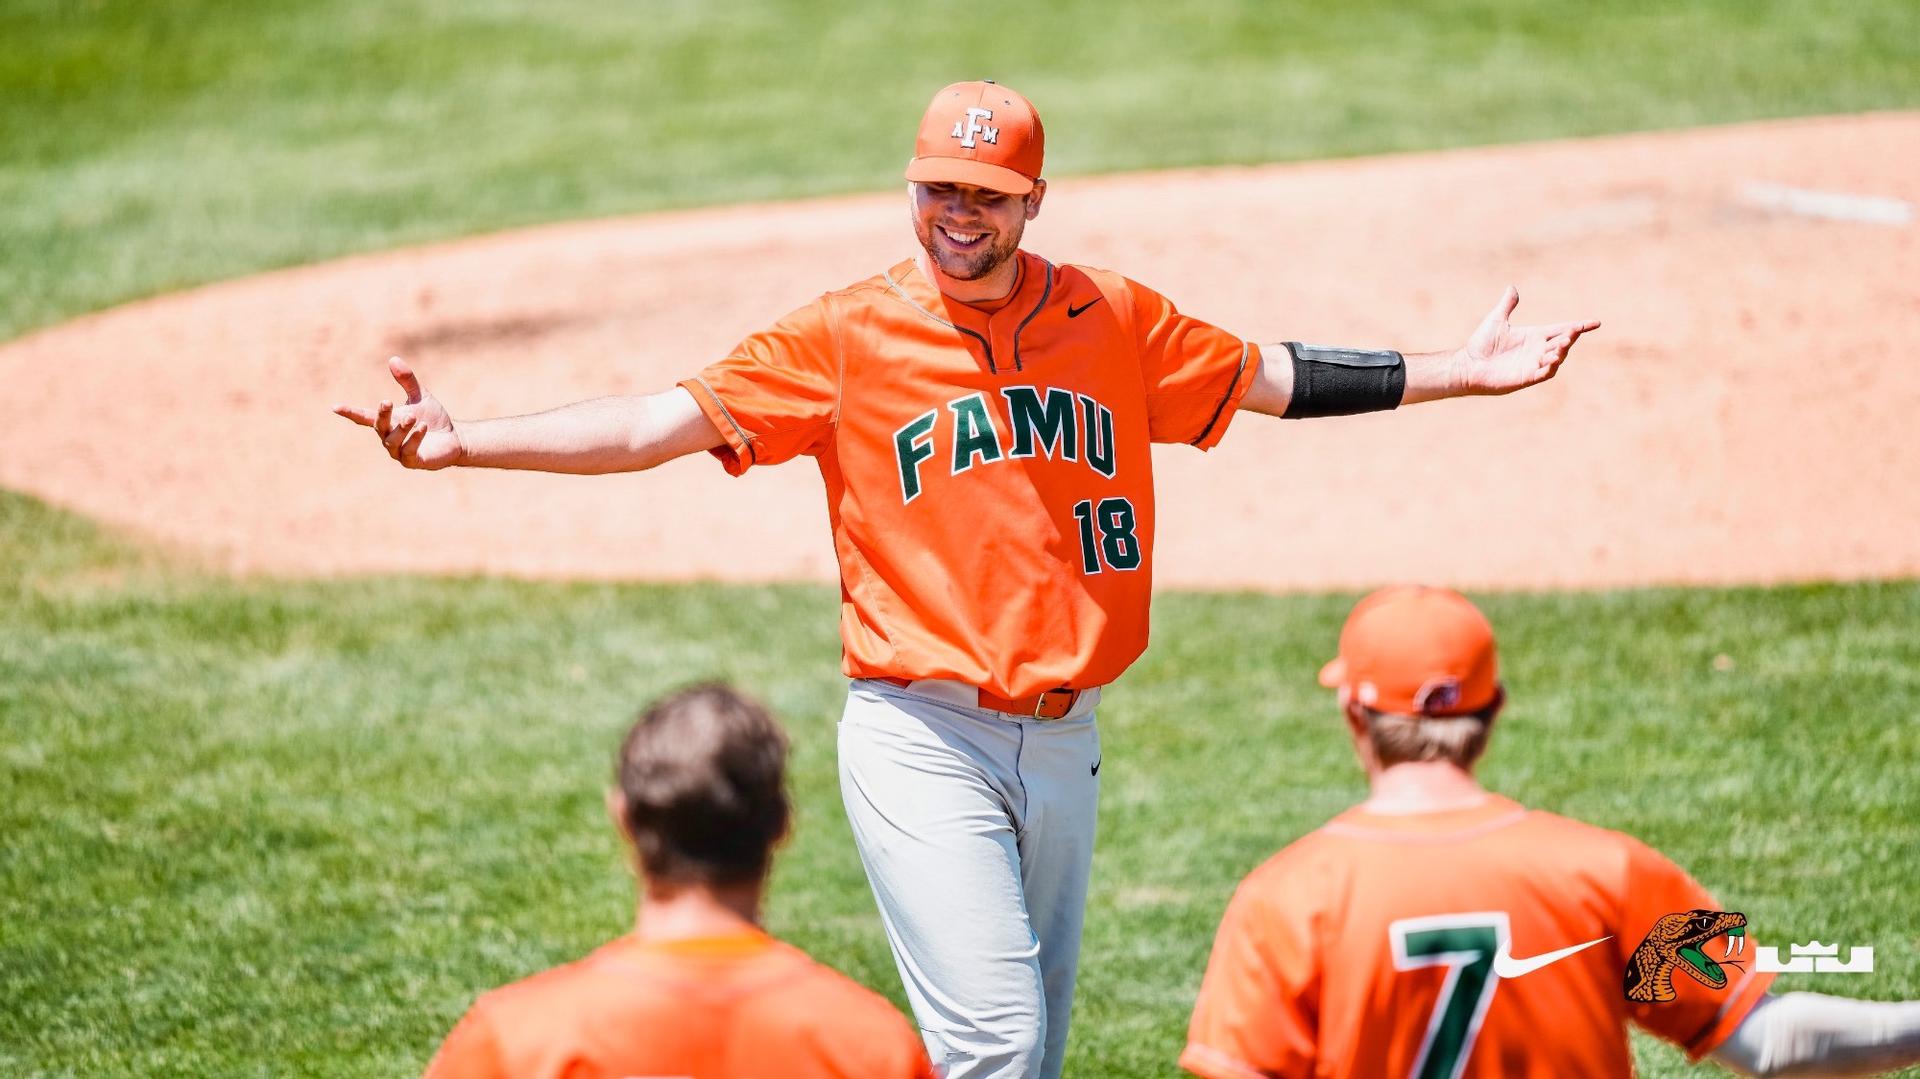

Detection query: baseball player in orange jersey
xmin=1182 ymin=586 xmax=1920 ymax=1079
xmin=422 ymin=684 xmax=935 ymax=1079
xmin=339 ymin=82 xmax=1603 ymax=1077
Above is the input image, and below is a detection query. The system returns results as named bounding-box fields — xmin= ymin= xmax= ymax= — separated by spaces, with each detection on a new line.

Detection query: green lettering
xmin=1001 ymin=386 xmax=1078 ymax=461
xmin=1080 ymin=394 xmax=1116 ymax=478
xmin=894 ymin=409 xmax=938 ymax=503
xmin=949 ymin=393 xmax=1004 ymax=474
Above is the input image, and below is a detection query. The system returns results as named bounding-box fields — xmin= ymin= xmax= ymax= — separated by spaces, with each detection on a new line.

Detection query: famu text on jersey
xmin=893 ymin=387 xmax=1118 ymax=504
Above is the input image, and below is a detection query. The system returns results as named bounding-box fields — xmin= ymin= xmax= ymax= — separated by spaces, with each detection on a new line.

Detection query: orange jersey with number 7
xmin=681 ymin=250 xmax=1257 ymax=699
xmin=1182 ymin=796 xmax=1775 ymax=1079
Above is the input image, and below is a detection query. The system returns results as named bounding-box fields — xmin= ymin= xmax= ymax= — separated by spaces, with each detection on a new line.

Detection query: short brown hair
xmin=616 ymin=683 xmax=790 ymax=886
xmin=1359 ymin=705 xmax=1496 ymax=768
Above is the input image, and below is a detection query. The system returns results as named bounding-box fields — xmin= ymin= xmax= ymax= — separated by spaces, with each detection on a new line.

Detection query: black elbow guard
xmin=1280 ymin=342 xmax=1406 ymax=419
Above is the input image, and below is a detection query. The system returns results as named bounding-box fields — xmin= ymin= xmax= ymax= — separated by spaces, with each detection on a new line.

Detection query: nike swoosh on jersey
xmin=1491 ymin=935 xmax=1612 ymax=978
xmin=1068 ymin=298 xmax=1101 ymax=318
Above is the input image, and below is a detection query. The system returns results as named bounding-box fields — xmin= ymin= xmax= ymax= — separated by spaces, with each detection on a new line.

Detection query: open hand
xmin=1455 ymin=287 xmax=1600 ymax=396
xmin=334 ymin=356 xmax=465 ymax=469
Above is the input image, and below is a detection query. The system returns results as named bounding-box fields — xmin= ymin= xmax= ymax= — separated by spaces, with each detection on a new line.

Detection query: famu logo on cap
xmin=952 ymin=107 xmax=999 ymax=147
xmin=906 ymin=80 xmax=1045 ymax=196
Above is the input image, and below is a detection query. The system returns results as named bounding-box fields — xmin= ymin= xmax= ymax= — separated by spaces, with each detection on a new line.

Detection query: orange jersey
xmin=1182 ymin=795 xmax=1775 ymax=1079
xmin=422 ymin=930 xmax=935 ymax=1079
xmin=681 ymin=251 xmax=1257 ymax=698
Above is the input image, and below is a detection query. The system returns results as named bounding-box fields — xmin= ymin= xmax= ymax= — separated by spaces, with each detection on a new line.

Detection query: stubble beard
xmin=915 ymin=215 xmax=1025 ymax=282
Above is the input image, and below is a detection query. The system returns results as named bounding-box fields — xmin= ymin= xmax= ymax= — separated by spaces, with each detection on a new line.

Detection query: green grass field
xmin=5 ymin=1 xmax=1919 ymax=1075
xmin=5 ymin=0 xmax=1919 ymax=341
xmin=5 ymin=493 xmax=1917 ymax=1076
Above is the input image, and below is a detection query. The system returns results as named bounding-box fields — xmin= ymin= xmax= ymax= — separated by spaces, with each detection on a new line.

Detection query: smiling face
xmin=909 ymin=178 xmax=1046 ymax=284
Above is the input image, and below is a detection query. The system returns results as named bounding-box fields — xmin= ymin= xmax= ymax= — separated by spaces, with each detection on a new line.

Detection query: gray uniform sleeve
xmin=1710 ymin=992 xmax=1920 ymax=1077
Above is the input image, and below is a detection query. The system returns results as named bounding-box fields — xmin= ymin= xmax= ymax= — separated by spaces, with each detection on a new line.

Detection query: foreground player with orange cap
xmin=422 ymin=684 xmax=934 ymax=1079
xmin=1182 ymin=587 xmax=1920 ymax=1079
xmin=341 ymin=81 xmax=1600 ymax=1078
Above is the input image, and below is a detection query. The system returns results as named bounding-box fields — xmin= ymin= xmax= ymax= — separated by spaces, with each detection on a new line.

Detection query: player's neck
xmin=1361 ymin=761 xmax=1489 ymax=815
xmin=917 ymin=247 xmax=1023 ymax=306
xmin=635 ymin=879 xmax=764 ymax=942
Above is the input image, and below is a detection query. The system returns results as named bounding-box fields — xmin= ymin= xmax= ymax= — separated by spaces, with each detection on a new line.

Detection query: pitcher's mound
xmin=2 ymin=113 xmax=1915 ymax=590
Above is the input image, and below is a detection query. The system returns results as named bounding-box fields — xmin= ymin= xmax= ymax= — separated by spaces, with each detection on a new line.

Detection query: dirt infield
xmin=3 ymin=114 xmax=1915 ymax=590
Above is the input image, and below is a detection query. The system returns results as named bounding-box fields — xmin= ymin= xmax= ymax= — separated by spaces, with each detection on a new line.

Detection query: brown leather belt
xmin=877 ymin=677 xmax=1083 ymax=720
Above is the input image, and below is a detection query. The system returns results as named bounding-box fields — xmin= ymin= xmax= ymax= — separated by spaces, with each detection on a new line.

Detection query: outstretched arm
xmin=1711 ymin=992 xmax=1920 ymax=1077
xmin=1241 ymin=286 xmax=1600 ymax=417
xmin=334 ymin=356 xmax=723 ymax=474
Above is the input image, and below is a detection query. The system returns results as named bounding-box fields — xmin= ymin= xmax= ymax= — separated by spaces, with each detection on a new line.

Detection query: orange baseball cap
xmin=1317 ymin=585 xmax=1502 ymax=717
xmin=905 ymin=80 xmax=1044 ymax=196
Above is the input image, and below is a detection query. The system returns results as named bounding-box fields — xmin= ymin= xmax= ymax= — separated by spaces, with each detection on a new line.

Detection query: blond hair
xmin=1361 ymin=707 xmax=1493 ymax=768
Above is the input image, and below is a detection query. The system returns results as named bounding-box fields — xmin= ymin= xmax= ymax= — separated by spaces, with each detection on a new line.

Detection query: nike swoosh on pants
xmin=1490 ymin=935 xmax=1612 ymax=978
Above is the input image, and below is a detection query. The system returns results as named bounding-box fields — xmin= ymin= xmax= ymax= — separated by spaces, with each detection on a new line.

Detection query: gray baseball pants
xmin=839 ymin=678 xmax=1102 ymax=1079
